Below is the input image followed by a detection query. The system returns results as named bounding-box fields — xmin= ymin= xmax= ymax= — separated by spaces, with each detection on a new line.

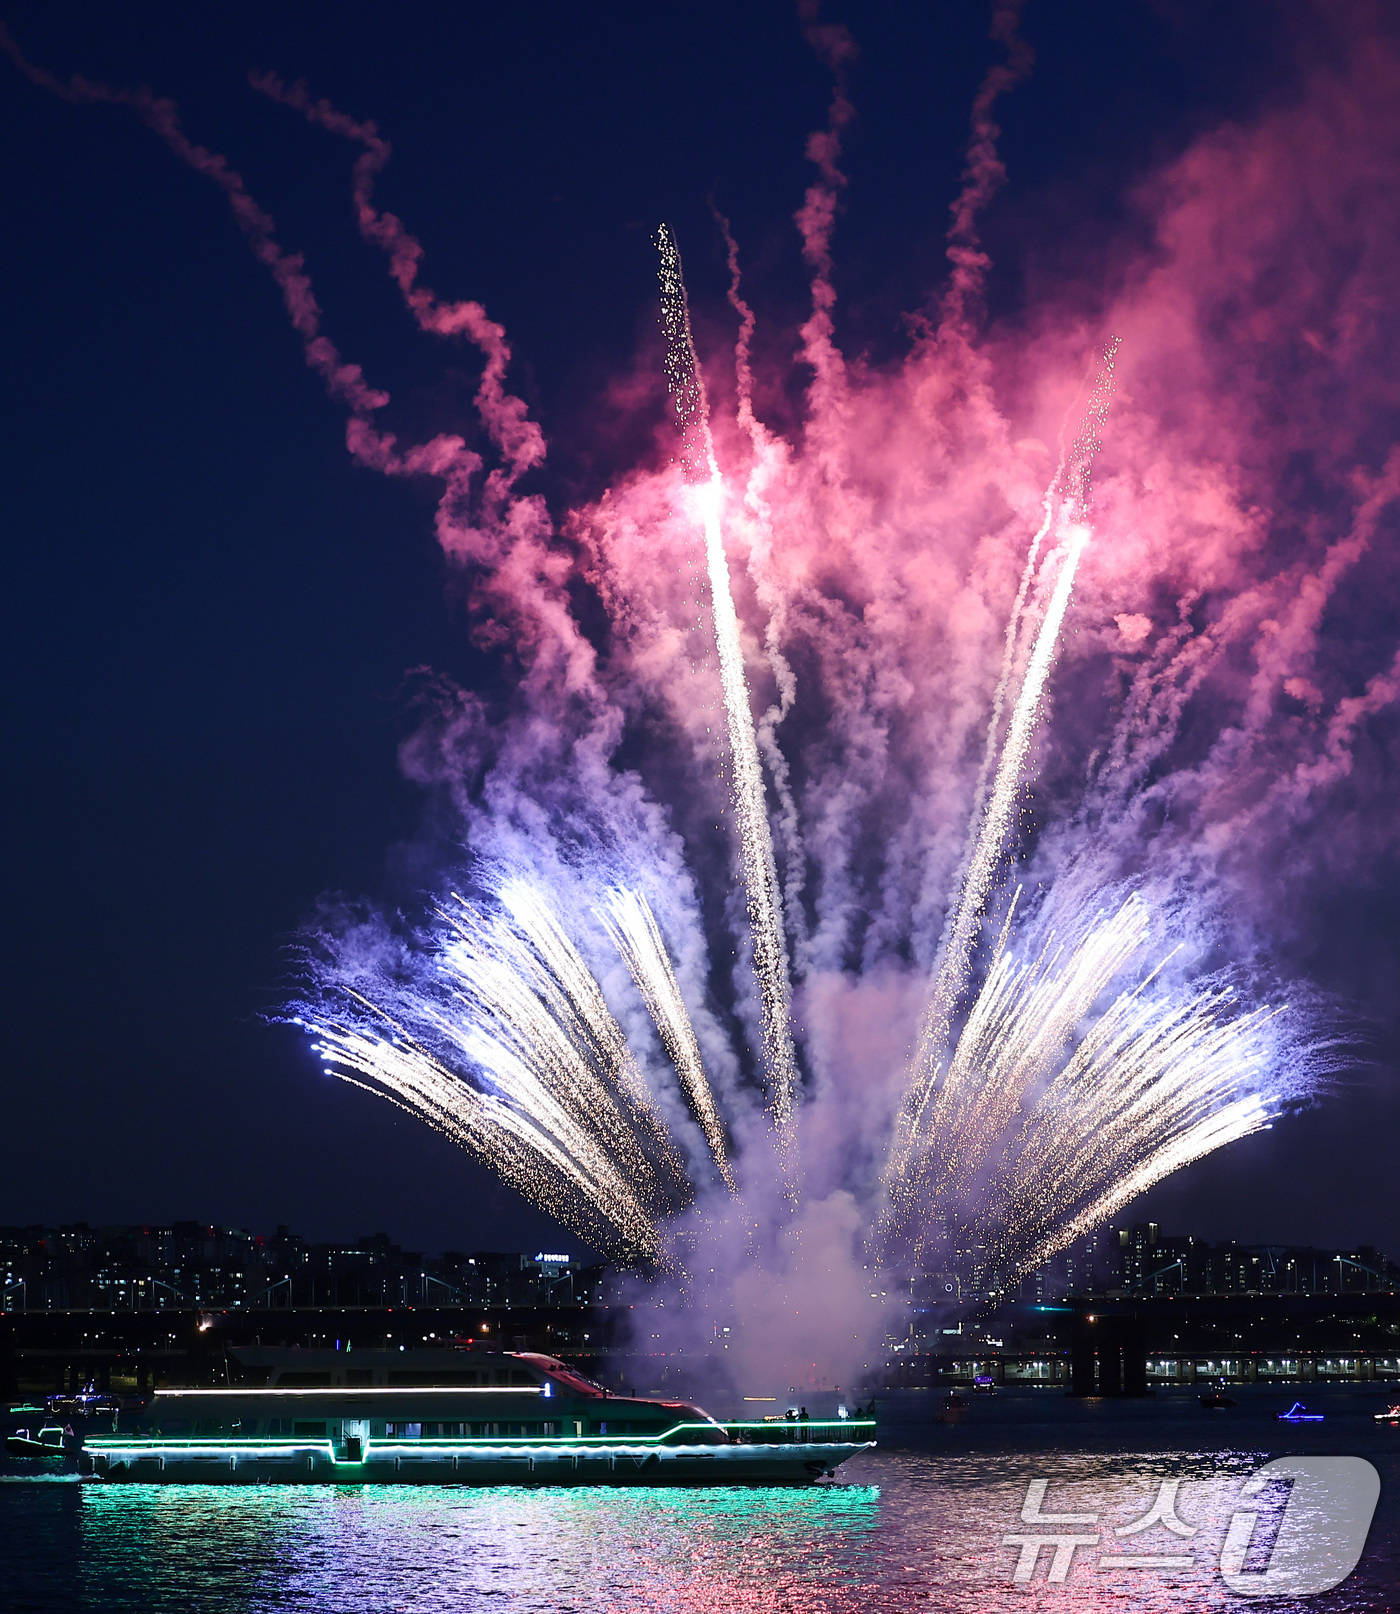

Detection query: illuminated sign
xmin=535 ymin=1253 xmax=569 ymax=1264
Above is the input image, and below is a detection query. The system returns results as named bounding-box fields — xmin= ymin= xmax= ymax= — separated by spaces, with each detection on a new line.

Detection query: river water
xmin=3 ymin=1387 xmax=1398 ymax=1611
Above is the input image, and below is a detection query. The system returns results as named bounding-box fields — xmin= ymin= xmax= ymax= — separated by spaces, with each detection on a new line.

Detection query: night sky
xmin=3 ymin=1 xmax=1397 ymax=1258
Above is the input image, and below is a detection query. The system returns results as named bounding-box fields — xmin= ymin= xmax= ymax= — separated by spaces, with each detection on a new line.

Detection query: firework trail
xmin=712 ymin=204 xmax=811 ymax=965
xmin=891 ymin=891 xmax=1293 ymax=1278
xmin=303 ymin=878 xmax=695 ymax=1259
xmin=655 ymin=223 xmax=799 ymax=1138
xmin=309 ymin=1004 xmax=667 ymax=1258
xmin=888 ymin=342 xmax=1121 ymax=1198
xmin=598 ymin=888 xmax=735 ymax=1191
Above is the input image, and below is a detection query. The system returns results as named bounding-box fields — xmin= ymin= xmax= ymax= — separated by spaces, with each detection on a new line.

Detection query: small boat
xmin=1200 ymin=1391 xmax=1237 ymax=1409
xmin=43 ymin=1385 xmax=121 ymax=1425
xmin=936 ymin=1392 xmax=967 ymax=1425
xmin=5 ymin=1425 xmax=77 ymax=1458
xmin=22 ymin=1348 xmax=875 ymax=1486
xmin=1276 ymin=1401 xmax=1325 ymax=1423
xmin=1373 ymin=1405 xmax=1400 ymax=1424
xmin=972 ymin=1374 xmax=997 ymax=1395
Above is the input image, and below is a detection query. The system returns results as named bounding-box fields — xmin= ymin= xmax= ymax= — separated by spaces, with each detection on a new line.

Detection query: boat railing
xmin=720 ymin=1418 xmax=875 ymax=1445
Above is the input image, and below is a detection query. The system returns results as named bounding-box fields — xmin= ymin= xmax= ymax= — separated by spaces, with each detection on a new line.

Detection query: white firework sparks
xmin=890 ymin=342 xmax=1122 ymax=1188
xmin=597 ymin=887 xmax=735 ymax=1191
xmin=308 ymin=1004 xmax=666 ymax=1259
xmin=889 ymin=890 xmax=1289 ymax=1280
xmin=656 ymin=223 xmax=799 ymax=1138
xmin=305 ymin=878 xmax=702 ymax=1259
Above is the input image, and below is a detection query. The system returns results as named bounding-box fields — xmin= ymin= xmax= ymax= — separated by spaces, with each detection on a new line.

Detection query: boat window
xmin=292 ymin=1421 xmax=327 ymax=1437
xmin=277 ymin=1372 xmax=333 ymax=1387
xmin=388 ymin=1370 xmax=483 ymax=1387
xmin=345 ymin=1370 xmax=373 ymax=1387
xmin=385 ymin=1423 xmax=422 ymax=1439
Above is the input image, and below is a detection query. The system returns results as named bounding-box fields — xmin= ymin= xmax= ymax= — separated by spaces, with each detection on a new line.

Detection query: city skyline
xmin=8 ymin=1215 xmax=1399 ymax=1315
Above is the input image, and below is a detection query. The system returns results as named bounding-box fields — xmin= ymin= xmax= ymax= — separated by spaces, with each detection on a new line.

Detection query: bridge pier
xmin=1068 ymin=1314 xmax=1149 ymax=1396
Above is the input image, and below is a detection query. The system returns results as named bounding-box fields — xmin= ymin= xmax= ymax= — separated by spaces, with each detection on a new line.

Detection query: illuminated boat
xmin=1373 ymin=1404 xmax=1400 ymax=1424
xmin=1276 ymin=1401 xmax=1325 ymax=1422
xmin=74 ymin=1349 xmax=875 ymax=1485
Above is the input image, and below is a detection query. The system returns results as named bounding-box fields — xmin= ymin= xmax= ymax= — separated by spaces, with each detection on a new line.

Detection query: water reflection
xmin=77 ymin=1481 xmax=882 ymax=1612
xmin=0 ymin=1433 xmax=1385 ymax=1611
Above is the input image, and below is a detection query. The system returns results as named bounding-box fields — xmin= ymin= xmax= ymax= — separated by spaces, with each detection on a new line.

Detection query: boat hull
xmin=82 ymin=1439 xmax=873 ymax=1486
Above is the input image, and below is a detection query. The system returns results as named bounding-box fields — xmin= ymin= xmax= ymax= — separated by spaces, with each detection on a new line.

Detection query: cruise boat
xmin=66 ymin=1348 xmax=875 ymax=1485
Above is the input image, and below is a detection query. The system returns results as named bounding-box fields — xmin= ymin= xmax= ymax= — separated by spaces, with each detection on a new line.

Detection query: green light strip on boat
xmin=86 ymin=1419 xmax=875 ymax=1458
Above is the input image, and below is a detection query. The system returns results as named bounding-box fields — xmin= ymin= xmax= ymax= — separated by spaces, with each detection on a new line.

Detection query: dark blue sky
xmin=2 ymin=0 xmax=1391 ymax=1256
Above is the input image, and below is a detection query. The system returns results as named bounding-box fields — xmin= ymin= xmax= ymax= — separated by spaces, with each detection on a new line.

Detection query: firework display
xmin=296 ymin=229 xmax=1313 ymax=1286
xmin=17 ymin=17 xmax=1399 ymax=1361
